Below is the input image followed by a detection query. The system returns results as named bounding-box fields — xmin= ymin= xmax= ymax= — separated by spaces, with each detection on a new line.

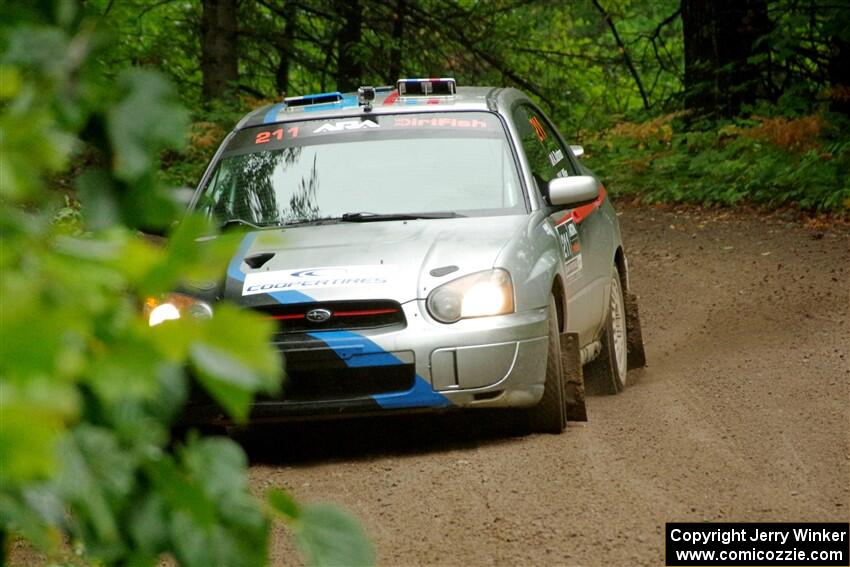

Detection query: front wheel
xmin=520 ymin=295 xmax=567 ymax=434
xmin=585 ymin=267 xmax=628 ymax=395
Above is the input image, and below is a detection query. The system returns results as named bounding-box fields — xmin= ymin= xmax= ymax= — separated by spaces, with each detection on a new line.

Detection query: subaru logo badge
xmin=305 ymin=308 xmax=332 ymax=323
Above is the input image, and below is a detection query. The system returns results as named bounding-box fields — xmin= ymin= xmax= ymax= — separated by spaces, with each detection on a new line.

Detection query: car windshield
xmin=198 ymin=111 xmax=524 ymax=226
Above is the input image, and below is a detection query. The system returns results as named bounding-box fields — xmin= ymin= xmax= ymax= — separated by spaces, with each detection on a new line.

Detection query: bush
xmin=0 ymin=5 xmax=372 ymax=566
xmin=584 ymin=114 xmax=850 ymax=213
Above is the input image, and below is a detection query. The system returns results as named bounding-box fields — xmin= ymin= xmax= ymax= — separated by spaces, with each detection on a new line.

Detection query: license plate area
xmin=280 ymin=349 xmax=415 ymax=401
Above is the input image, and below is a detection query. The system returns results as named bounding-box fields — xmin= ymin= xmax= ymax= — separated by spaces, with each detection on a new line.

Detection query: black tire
xmin=524 ymin=295 xmax=568 ymax=433
xmin=585 ymin=266 xmax=628 ymax=395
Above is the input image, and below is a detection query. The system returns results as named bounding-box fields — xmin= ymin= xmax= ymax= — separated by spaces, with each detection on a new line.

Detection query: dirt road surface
xmin=243 ymin=203 xmax=850 ymax=566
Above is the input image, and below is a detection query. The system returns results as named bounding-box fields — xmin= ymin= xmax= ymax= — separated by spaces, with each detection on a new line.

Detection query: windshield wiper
xmin=223 ymin=217 xmax=338 ymax=229
xmin=221 ymin=218 xmax=266 ymax=230
xmin=229 ymin=212 xmax=466 ymax=229
xmin=281 ymin=217 xmax=343 ymax=227
xmin=339 ymin=211 xmax=465 ymax=222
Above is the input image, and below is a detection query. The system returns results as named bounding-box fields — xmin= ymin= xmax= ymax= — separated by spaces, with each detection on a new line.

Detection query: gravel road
xmin=243 ymin=203 xmax=849 ymax=566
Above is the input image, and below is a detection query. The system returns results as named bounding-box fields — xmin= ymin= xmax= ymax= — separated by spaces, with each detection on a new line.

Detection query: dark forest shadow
xmin=231 ymin=410 xmax=532 ymax=466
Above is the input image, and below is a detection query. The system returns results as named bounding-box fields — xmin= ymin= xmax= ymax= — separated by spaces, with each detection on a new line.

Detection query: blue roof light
xmin=283 ymin=91 xmax=345 ymax=106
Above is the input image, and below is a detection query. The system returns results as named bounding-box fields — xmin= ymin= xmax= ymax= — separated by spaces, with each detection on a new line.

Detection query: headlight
xmin=144 ymin=293 xmax=213 ymax=327
xmin=427 ymin=269 xmax=514 ymax=323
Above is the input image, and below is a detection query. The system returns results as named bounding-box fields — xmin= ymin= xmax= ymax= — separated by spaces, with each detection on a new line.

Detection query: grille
xmin=253 ymin=300 xmax=406 ymax=334
xmin=187 ymin=349 xmax=415 ymax=405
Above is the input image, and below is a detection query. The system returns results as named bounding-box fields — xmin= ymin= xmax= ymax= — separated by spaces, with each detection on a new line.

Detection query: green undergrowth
xmin=583 ymin=113 xmax=850 ymax=214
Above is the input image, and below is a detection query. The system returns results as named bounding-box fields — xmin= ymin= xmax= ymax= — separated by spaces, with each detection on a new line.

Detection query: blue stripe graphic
xmin=227 ymin=233 xmax=258 ymax=281
xmin=267 ymin=290 xmax=315 ymax=304
xmin=227 ymin=232 xmax=313 ymax=303
xmin=308 ymin=330 xmax=451 ymax=409
xmin=307 ymin=330 xmax=404 ymax=367
xmin=263 ymin=103 xmax=286 ymax=124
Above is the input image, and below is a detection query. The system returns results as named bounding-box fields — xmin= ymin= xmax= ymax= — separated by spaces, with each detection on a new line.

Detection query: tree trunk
xmin=828 ymin=37 xmax=850 ymax=115
xmin=681 ymin=0 xmax=769 ymax=119
xmin=334 ymin=0 xmax=362 ymax=92
xmin=275 ymin=2 xmax=296 ymax=96
xmin=387 ymin=0 xmax=405 ymax=84
xmin=200 ymin=0 xmax=239 ymax=101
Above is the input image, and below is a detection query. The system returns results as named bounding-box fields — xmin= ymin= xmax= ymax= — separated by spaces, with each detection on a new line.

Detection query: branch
xmin=513 ymin=46 xmax=621 ymax=64
xmin=133 ymin=0 xmax=180 ymax=24
xmin=591 ymin=0 xmax=651 ymax=110
xmin=650 ymin=7 xmax=681 ymax=41
xmin=391 ymin=0 xmax=555 ymax=107
xmin=238 ymin=84 xmax=268 ymax=99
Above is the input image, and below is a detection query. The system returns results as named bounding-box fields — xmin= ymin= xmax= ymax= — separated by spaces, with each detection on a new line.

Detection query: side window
xmin=512 ymin=105 xmax=576 ymax=198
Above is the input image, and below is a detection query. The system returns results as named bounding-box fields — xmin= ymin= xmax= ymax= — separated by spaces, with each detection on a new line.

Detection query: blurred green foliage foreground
xmin=0 ymin=4 xmax=373 ymax=566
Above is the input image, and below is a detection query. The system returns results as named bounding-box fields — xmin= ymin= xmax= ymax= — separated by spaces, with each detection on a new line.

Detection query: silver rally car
xmin=170 ymin=78 xmax=646 ymax=433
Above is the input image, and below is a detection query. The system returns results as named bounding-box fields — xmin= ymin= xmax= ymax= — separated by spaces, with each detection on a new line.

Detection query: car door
xmin=511 ymin=104 xmax=611 ymax=346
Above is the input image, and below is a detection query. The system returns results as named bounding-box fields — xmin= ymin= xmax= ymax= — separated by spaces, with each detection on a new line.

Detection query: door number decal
xmin=556 ymin=219 xmax=582 ymax=279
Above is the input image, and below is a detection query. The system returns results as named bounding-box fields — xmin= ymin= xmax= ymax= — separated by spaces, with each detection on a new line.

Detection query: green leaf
xmin=127 ymin=492 xmax=169 ymax=557
xmin=186 ymin=303 xmax=283 ymax=420
xmin=56 ymin=425 xmax=138 ymax=545
xmin=137 ymin=213 xmax=214 ymax=296
xmin=160 ymin=437 xmax=269 ymax=567
xmin=290 ymin=504 xmax=375 ymax=567
xmin=0 ymin=88 xmax=74 ymax=201
xmin=0 ymin=392 xmax=70 ymax=486
xmin=145 ymin=456 xmax=217 ymax=530
xmin=88 ymin=337 xmax=163 ymax=403
xmin=107 ymin=69 xmax=188 ymax=183
xmin=76 ymin=169 xmax=120 ymax=230
xmin=189 ymin=343 xmax=261 ymax=421
xmin=268 ymin=488 xmax=301 ymax=521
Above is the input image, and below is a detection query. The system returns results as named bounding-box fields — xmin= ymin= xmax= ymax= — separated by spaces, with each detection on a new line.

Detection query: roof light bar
xmin=397 ymin=78 xmax=457 ymax=96
xmin=283 ymin=91 xmax=344 ymax=107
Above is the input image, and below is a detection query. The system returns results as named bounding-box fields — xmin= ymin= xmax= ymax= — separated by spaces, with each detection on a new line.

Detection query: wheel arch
xmin=614 ymin=245 xmax=629 ymax=292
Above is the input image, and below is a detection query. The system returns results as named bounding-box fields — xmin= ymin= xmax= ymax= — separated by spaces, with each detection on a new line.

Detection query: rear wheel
xmin=585 ymin=267 xmax=628 ymax=395
xmin=523 ymin=295 xmax=567 ymax=433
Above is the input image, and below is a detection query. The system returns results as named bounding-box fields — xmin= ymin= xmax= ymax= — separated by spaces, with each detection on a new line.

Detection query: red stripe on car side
xmin=555 ymin=184 xmax=608 ymax=226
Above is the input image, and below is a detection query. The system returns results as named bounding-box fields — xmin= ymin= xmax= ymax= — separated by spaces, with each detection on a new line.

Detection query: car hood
xmin=223 ymin=215 xmax=528 ymax=306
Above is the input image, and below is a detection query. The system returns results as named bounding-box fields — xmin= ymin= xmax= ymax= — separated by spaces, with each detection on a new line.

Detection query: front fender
xmin=495 ymin=211 xmax=564 ymax=313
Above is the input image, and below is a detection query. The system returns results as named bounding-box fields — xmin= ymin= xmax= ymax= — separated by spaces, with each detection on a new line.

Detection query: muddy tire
xmin=585 ymin=266 xmax=628 ymax=395
xmin=522 ymin=295 xmax=568 ymax=433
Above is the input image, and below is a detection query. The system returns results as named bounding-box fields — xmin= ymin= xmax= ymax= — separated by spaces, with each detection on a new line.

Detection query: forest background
xmin=2 ymin=1 xmax=848 ymax=566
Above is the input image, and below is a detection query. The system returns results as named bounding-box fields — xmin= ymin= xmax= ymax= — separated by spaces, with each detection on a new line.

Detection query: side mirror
xmin=548 ymin=176 xmax=599 ymax=207
xmin=569 ymin=145 xmax=584 ymax=158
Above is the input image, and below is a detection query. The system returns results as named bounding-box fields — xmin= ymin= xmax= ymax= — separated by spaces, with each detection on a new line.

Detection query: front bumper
xmin=183 ymin=301 xmax=549 ymax=423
